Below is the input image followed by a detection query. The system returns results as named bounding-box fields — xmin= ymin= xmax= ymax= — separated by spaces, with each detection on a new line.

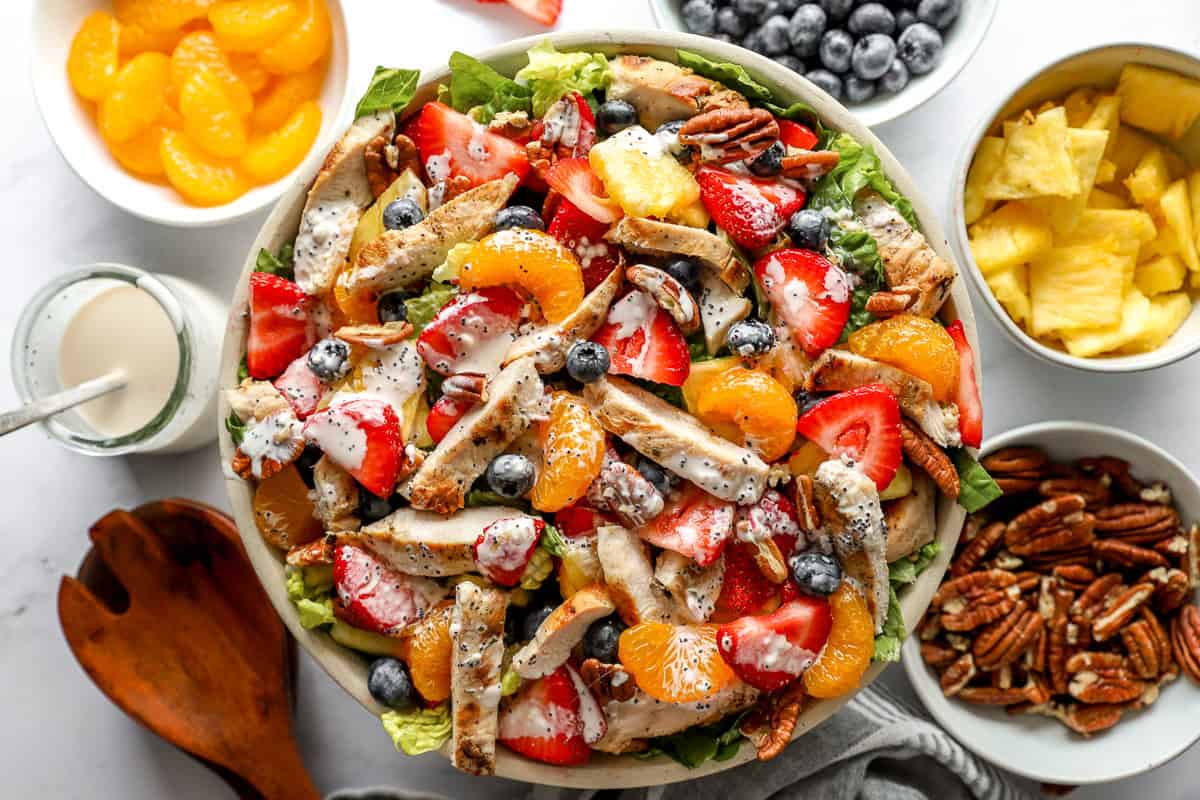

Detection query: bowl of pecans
xmin=904 ymin=420 xmax=1200 ymax=785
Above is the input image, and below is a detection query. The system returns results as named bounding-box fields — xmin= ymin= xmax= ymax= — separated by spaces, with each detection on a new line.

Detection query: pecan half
xmin=950 ymin=521 xmax=1006 ymax=577
xmin=958 ymin=687 xmax=1029 ymax=705
xmin=335 ymin=321 xmax=414 ymax=348
xmin=794 ymin=475 xmax=820 ymax=531
xmin=1065 ymin=651 xmax=1125 ymax=673
xmin=1187 ymin=524 xmax=1200 ymax=589
xmin=1078 ymin=456 xmax=1143 ymax=498
xmin=974 ymin=602 xmax=1043 ymax=670
xmin=442 ymin=373 xmax=487 ymax=404
xmin=286 ymin=534 xmax=336 ymax=567
xmin=678 ymin=107 xmax=779 ymax=164
xmin=1048 ymin=616 xmax=1073 ymax=694
xmin=754 ymin=680 xmax=805 ymax=762
xmin=941 ymin=585 xmax=1020 ymax=631
xmin=1093 ymin=539 xmax=1168 ymax=570
xmin=1004 ymin=494 xmax=1090 ymax=555
xmin=1040 ymin=477 xmax=1109 ymax=509
xmin=1146 ymin=567 xmax=1190 ymax=614
xmin=441 ymin=175 xmax=473 ymax=204
xmin=1140 ymin=607 xmax=1174 ymax=674
xmin=1092 ymin=583 xmax=1154 ymax=642
xmin=864 ymin=288 xmax=918 ymax=318
xmin=626 ymin=264 xmax=700 ymax=335
xmin=921 ymin=641 xmax=960 ymax=669
xmin=579 ymin=658 xmax=637 ymax=703
xmin=1053 ymin=702 xmax=1128 ymax=736
xmin=1093 ymin=503 xmax=1180 ymax=544
xmin=982 ymin=446 xmax=1049 ymax=475
xmin=1070 ymin=573 xmax=1122 ymax=622
xmin=900 ymin=419 xmax=959 ymax=496
xmin=364 ymin=133 xmax=396 ymax=198
xmin=389 ymin=134 xmax=420 ymax=177
xmin=587 ymin=450 xmax=665 ymax=529
xmin=781 ymin=150 xmax=841 ymax=181
xmin=1170 ymin=605 xmax=1200 ymax=683
xmin=932 ymin=569 xmax=1017 ymax=608
xmin=1068 ymin=668 xmax=1145 ymax=704
xmin=1052 ymin=564 xmax=1095 ymax=592
xmin=1122 ymin=621 xmax=1161 ymax=679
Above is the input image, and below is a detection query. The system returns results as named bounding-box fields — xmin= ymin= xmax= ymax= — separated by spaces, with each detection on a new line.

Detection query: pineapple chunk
xmin=985 ymin=263 xmax=1032 ymax=326
xmin=1061 ymin=287 xmax=1152 ymax=357
xmin=1188 ymin=171 xmax=1200 ymax=252
xmin=590 ymin=126 xmax=700 ymax=222
xmin=1029 ymin=245 xmax=1127 ymax=336
xmin=1088 ymin=187 xmax=1129 ymax=209
xmin=1116 ymin=63 xmax=1200 ymax=140
xmin=1135 ymin=254 xmax=1187 ymax=296
xmin=1063 ymin=87 xmax=1099 ymax=127
xmin=1027 ymin=128 xmax=1109 ymax=232
xmin=671 ymin=198 xmax=710 ymax=229
xmin=1124 ymin=148 xmax=1171 ymax=208
xmin=1095 ymin=160 xmax=1117 ymax=185
xmin=1083 ymin=95 xmax=1122 ymax=157
xmin=348 ymin=169 xmax=427 ymax=265
xmin=968 ymin=202 xmax=1053 ymax=275
xmin=986 ymin=107 xmax=1080 ymax=199
xmin=1159 ymin=179 xmax=1200 ymax=271
xmin=1127 ymin=291 xmax=1193 ymax=351
xmin=681 ymin=356 xmax=741 ymax=413
xmin=964 ymin=136 xmax=1005 ymax=224
xmin=1056 ymin=208 xmax=1157 ymax=257
xmin=1109 ymin=125 xmax=1158 ymax=181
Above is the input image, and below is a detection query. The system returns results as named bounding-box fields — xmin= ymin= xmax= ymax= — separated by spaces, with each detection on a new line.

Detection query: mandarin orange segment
xmin=250 ymin=59 xmax=324 ymax=130
xmin=160 ymin=129 xmax=249 ymax=205
xmin=170 ymin=30 xmax=254 ymax=116
xmin=618 ymin=623 xmax=736 ymax=703
xmin=253 ymin=464 xmax=324 ymax=548
xmin=209 ymin=0 xmax=300 ymax=52
xmin=333 ymin=269 xmax=379 ymax=326
xmin=459 ymin=229 xmax=585 ymax=324
xmin=98 ymin=52 xmax=171 ymax=143
xmin=107 ymin=121 xmax=171 ymax=176
xmin=118 ymin=21 xmax=185 ymax=56
xmin=259 ymin=0 xmax=330 ymax=75
xmin=694 ymin=366 xmax=797 ymax=461
xmin=802 ymin=583 xmax=874 ymax=699
xmin=229 ymin=52 xmax=270 ymax=93
xmin=179 ymin=67 xmax=248 ymax=158
xmin=530 ymin=392 xmax=605 ymax=513
xmin=67 ymin=11 xmax=122 ymax=102
xmin=399 ymin=602 xmax=454 ymax=703
xmin=847 ymin=314 xmax=960 ymax=402
xmin=240 ymin=99 xmax=320 ymax=183
xmin=114 ymin=0 xmax=214 ymax=32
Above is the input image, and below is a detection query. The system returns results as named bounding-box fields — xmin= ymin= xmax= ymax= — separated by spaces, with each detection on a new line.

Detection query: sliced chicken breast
xmin=310 ymin=456 xmax=360 ymax=533
xmin=605 ymin=217 xmax=749 ymax=293
xmin=596 ymin=524 xmax=672 ymax=626
xmin=342 ymin=506 xmax=530 ymax=576
xmin=512 ymin=585 xmax=616 ymax=679
xmin=225 ymin=378 xmax=289 ymax=422
xmin=884 ymin=470 xmax=937 ymax=563
xmin=696 ymin=265 xmax=753 ymax=354
xmin=654 ymin=550 xmax=724 ymax=624
xmin=450 ymin=581 xmax=508 ymax=776
xmin=591 ymin=681 xmax=759 ymax=754
xmin=606 ymin=55 xmax=749 ymax=131
xmin=854 ymin=191 xmax=956 ymax=319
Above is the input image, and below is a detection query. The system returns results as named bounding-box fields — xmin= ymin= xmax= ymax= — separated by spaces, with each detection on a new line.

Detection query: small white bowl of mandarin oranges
xmin=33 ymin=0 xmax=350 ymax=227
xmin=952 ymin=44 xmax=1200 ymax=372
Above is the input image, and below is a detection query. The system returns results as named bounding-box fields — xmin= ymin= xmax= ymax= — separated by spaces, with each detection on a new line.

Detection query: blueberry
xmin=897 ymin=22 xmax=942 ymax=75
xmin=805 ymin=69 xmax=843 ymax=98
xmin=359 ymin=487 xmax=394 ymax=523
xmin=787 ymin=4 xmax=826 ymax=58
xmin=741 ymin=29 xmax=768 ymax=55
xmin=716 ymin=6 xmax=750 ymax=37
xmin=773 ymin=54 xmax=806 ymax=74
xmin=794 ymin=390 xmax=829 ymax=415
xmin=776 ymin=0 xmax=802 ymax=12
xmin=522 ymin=603 xmax=556 ymax=642
xmin=583 ymin=616 xmax=627 ymax=663
xmin=789 ymin=551 xmax=842 ymax=596
xmin=878 ymin=58 xmax=910 ymax=93
xmin=851 ymin=33 xmax=897 ymax=81
xmin=636 ymin=457 xmax=673 ymax=496
xmin=663 ymin=257 xmax=701 ymax=291
xmin=494 ymin=205 xmax=544 ymax=233
xmin=504 ymin=607 xmax=522 ymax=645
xmin=758 ymin=15 xmax=792 ymax=55
xmin=786 ymin=208 xmax=831 ymax=250
xmin=727 ymin=319 xmax=777 ymax=356
xmin=848 ymin=2 xmax=895 ymax=35
xmin=818 ymin=28 xmax=853 ymax=73
xmin=748 ymin=140 xmax=785 ymax=177
xmin=368 ymin=658 xmax=416 ymax=710
xmin=844 ymin=75 xmax=877 ymax=103
xmin=681 ymin=0 xmax=718 ymax=33
xmin=382 ymin=198 xmax=423 ymax=231
xmin=734 ymin=0 xmax=769 ymax=16
xmin=296 ymin=443 xmax=322 ymax=488
xmin=377 ymin=291 xmax=408 ymax=324
xmin=756 ymin=0 xmax=783 ymax=23
xmin=566 ymin=341 xmax=610 ymax=383
xmin=596 ymin=99 xmax=639 ymax=136
xmin=819 ymin=0 xmax=853 ymax=21
xmin=306 ymin=338 xmax=350 ymax=381
xmin=916 ymin=0 xmax=960 ymax=29
xmin=486 ymin=453 xmax=536 ymax=498
xmin=895 ymin=8 xmax=917 ymax=30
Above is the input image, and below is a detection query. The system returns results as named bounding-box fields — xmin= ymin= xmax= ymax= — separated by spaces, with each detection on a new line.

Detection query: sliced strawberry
xmin=545 ymin=158 xmax=622 ymax=224
xmin=555 ymin=503 xmax=613 ymax=537
xmin=739 ymin=488 xmax=802 ymax=543
xmin=547 ymin=198 xmax=622 ymax=291
xmin=416 ymin=287 xmax=525 ymax=376
xmin=499 ymin=666 xmax=591 ymax=766
xmin=426 ymin=394 xmax=474 ymax=444
xmin=333 ymin=543 xmax=444 ymax=635
xmin=409 ymin=102 xmax=530 ymax=189
xmin=754 ymin=248 xmax=851 ymax=357
xmin=778 ymin=119 xmax=819 ymax=151
xmin=696 ymin=166 xmax=806 ymax=250
xmin=591 ymin=290 xmax=690 ymax=387
xmin=795 ymin=384 xmax=902 ymax=490
xmin=946 ymin=320 xmax=983 ymax=449
xmin=473 ymin=517 xmax=545 ymax=587
xmin=273 ymin=354 xmax=323 ymax=419
xmin=530 ymin=93 xmax=597 ymax=160
xmin=564 ymin=663 xmax=607 ymax=744
xmin=498 ymin=0 xmax=562 ymax=25
xmin=303 ymin=398 xmax=405 ymax=497
xmin=639 ymin=483 xmax=733 ymax=567
xmin=716 ymin=597 xmax=833 ymax=691
xmin=247 ymin=272 xmax=310 ymax=379
xmin=714 ymin=539 xmax=777 ymax=619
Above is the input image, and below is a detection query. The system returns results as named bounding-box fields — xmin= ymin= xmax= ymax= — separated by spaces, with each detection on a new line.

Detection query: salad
xmin=224 ymin=42 xmax=1001 ymax=775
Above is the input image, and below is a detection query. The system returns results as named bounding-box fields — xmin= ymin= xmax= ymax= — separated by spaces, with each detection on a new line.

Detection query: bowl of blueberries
xmin=652 ymin=0 xmax=998 ymax=126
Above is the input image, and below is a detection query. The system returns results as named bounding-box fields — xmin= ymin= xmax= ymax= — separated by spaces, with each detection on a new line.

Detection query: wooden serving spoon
xmin=58 ymin=498 xmax=320 ymax=800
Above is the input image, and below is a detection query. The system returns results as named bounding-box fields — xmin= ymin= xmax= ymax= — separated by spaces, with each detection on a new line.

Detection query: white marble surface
xmin=3 ymin=0 xmax=1200 ymax=797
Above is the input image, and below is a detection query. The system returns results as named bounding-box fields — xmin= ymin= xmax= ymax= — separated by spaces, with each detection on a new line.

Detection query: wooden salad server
xmin=58 ymin=498 xmax=320 ymax=800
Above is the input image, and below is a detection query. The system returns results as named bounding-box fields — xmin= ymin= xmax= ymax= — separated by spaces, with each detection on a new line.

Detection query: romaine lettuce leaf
xmin=674 ymin=50 xmax=819 ymax=124
xmin=405 ymin=282 xmax=457 ymax=335
xmin=634 ymin=709 xmax=749 ymax=767
xmin=515 ymin=41 xmax=610 ymax=117
xmin=873 ymin=541 xmax=942 ymax=662
xmin=447 ymin=51 xmax=532 ymax=123
xmin=381 ymin=705 xmax=453 ymax=756
xmin=810 ymin=131 xmax=917 ymax=227
xmin=953 ymin=449 xmax=1003 ymax=513
xmin=355 ymin=66 xmax=421 ymax=118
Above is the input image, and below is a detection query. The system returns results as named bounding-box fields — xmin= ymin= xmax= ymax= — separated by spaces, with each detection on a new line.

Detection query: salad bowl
xmin=219 ymin=29 xmax=982 ymax=788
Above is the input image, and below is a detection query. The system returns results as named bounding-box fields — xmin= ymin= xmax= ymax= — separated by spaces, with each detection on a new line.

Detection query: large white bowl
xmin=31 ymin=0 xmax=353 ymax=228
xmin=647 ymin=0 xmax=998 ymax=128
xmin=219 ymin=29 xmax=979 ymax=788
xmin=950 ymin=43 xmax=1200 ymax=373
xmin=905 ymin=420 xmax=1200 ymax=785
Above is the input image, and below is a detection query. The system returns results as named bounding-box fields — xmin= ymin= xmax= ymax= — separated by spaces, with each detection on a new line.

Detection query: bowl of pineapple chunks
xmin=953 ymin=43 xmax=1200 ymax=372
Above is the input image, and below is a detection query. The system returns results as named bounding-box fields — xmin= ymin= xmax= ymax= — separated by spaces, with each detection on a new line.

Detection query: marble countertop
xmin=4 ymin=0 xmax=1200 ymax=797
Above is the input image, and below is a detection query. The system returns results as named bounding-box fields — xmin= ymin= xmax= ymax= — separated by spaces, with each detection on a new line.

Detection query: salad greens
xmin=405 ymin=282 xmax=458 ymax=335
xmin=874 ymin=541 xmax=942 ymax=661
xmin=356 ymin=66 xmax=421 ymax=119
xmin=446 ymin=52 xmax=532 ymax=124
xmin=537 ymin=523 xmax=568 ymax=558
xmin=675 ymin=49 xmax=818 ymax=125
xmin=286 ymin=567 xmax=337 ymax=630
xmin=635 ymin=709 xmax=749 ymax=767
xmin=255 ymin=241 xmax=295 ymax=281
xmin=224 ymin=410 xmax=246 ymax=446
xmin=515 ymin=41 xmax=610 ymax=117
xmin=952 ymin=450 xmax=1004 ymax=513
xmin=381 ymin=706 xmax=453 ymax=756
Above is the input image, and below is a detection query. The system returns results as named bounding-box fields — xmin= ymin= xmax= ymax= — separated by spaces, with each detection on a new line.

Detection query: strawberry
xmin=273 ymin=354 xmax=323 ymax=419
xmin=489 ymin=0 xmax=563 ymax=25
xmin=754 ymin=248 xmax=851 ymax=357
xmin=715 ymin=539 xmax=778 ymax=618
xmin=555 ymin=503 xmax=613 ymax=537
xmin=639 ymin=483 xmax=733 ymax=567
xmin=333 ymin=543 xmax=444 ymax=635
xmin=591 ymin=290 xmax=691 ymax=387
xmin=426 ymin=394 xmax=474 ymax=444
xmin=778 ymin=119 xmax=819 ymax=151
xmin=473 ymin=517 xmax=545 ymax=587
xmin=545 ymin=158 xmax=622 ymax=224
xmin=531 ymin=93 xmax=597 ymax=160
xmin=303 ymin=398 xmax=406 ymax=497
xmin=716 ymin=597 xmax=833 ymax=691
xmin=547 ymin=198 xmax=622 ymax=292
xmin=738 ymin=488 xmax=801 ymax=543
xmin=408 ymin=102 xmax=530 ymax=189
xmin=696 ymin=166 xmax=806 ymax=249
xmin=416 ymin=286 xmax=525 ymax=376
xmin=945 ymin=320 xmax=983 ymax=448
xmin=247 ymin=272 xmax=310 ymax=379
xmin=795 ymin=384 xmax=902 ymax=490
xmin=499 ymin=666 xmax=592 ymax=766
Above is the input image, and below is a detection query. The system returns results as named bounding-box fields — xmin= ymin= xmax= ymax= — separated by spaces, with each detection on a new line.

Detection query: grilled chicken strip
xmin=854 ymin=190 xmax=955 ymax=319
xmin=606 ymin=55 xmax=749 ymax=132
xmin=591 ymin=681 xmax=759 ymax=754
xmin=812 ymin=459 xmax=890 ymax=633
xmin=293 ymin=111 xmax=394 ymax=296
xmin=583 ymin=376 xmax=769 ymax=506
xmin=512 ymin=585 xmax=616 ymax=679
xmin=654 ymin=550 xmax=724 ymax=624
xmin=884 ymin=470 xmax=937 ymax=563
xmin=605 ymin=217 xmax=749 ymax=293
xmin=450 ymin=582 xmax=508 ymax=776
xmin=805 ymin=349 xmax=962 ymax=448
xmin=596 ymin=524 xmax=672 ymax=626
xmin=696 ymin=264 xmax=753 ymax=354
xmin=342 ymin=506 xmax=531 ymax=576
xmin=310 ymin=456 xmax=360 ymax=533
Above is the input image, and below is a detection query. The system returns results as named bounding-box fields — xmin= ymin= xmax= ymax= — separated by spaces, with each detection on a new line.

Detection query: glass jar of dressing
xmin=11 ymin=263 xmax=228 ymax=455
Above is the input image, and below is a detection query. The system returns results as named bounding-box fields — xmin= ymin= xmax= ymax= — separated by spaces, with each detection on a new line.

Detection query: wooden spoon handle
xmin=231 ymin=736 xmax=322 ymax=800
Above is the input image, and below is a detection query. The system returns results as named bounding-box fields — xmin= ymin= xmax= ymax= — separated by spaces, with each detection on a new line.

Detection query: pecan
xmin=579 ymin=658 xmax=637 ymax=703
xmin=958 ymin=687 xmax=1028 ymax=705
xmin=1187 ymin=524 xmax=1200 ymax=589
xmin=1027 ymin=627 xmax=1048 ymax=673
xmin=334 ymin=321 xmax=414 ymax=348
xmin=625 ymin=264 xmax=700 ymax=335
xmin=1065 ymin=651 xmax=1125 ymax=673
xmin=951 ymin=521 xmax=1006 ymax=577
xmin=441 ymin=175 xmax=473 ymax=204
xmin=921 ymin=641 xmax=959 ymax=669
xmin=1093 ymin=503 xmax=1180 ymax=544
xmin=587 ymin=452 xmax=665 ymax=529
xmin=678 ymin=107 xmax=779 ymax=164
xmin=781 ymin=150 xmax=841 ymax=181
xmin=1037 ymin=577 xmax=1057 ymax=621
xmin=974 ymin=602 xmax=1042 ymax=670
xmin=794 ymin=475 xmax=820 ymax=531
xmin=900 ymin=420 xmax=959 ymax=496
xmin=932 ymin=569 xmax=1017 ymax=608
xmin=1078 ymin=456 xmax=1143 ymax=498
xmin=991 ymin=663 xmax=1013 ymax=689
xmin=1070 ymin=573 xmax=1122 ymax=622
xmin=1008 ymin=515 xmax=1096 ymax=558
xmin=526 ymin=140 xmax=553 ymax=179
xmin=1140 ymin=607 xmax=1174 ymax=674
xmin=941 ymin=585 xmax=1020 ymax=631
xmin=1040 ymin=477 xmax=1110 ymax=509
xmin=917 ymin=613 xmax=942 ymax=642
xmin=1093 ymin=539 xmax=1168 ymax=570
xmin=364 ymin=133 xmax=396 ymax=197
xmin=995 ymin=476 xmax=1041 ymax=494
xmin=1014 ymin=571 xmax=1041 ymax=593
xmin=1026 ymin=549 xmax=1092 ymax=570
xmin=1052 ymin=702 xmax=1128 ymax=735
xmin=1139 ymin=482 xmax=1173 ymax=505
xmin=1048 ymin=617 xmax=1072 ymax=694
xmin=442 ymin=373 xmax=487 ymax=404
xmin=1004 ymin=494 xmax=1089 ymax=554
xmin=1146 ymin=567 xmax=1190 ymax=614
xmin=1155 ymin=533 xmax=1189 ymax=560
xmin=488 ymin=110 xmax=532 ymax=140
xmin=1122 ymin=621 xmax=1161 ymax=679
xmin=1023 ymin=673 xmax=1053 ymax=705
xmin=1171 ymin=605 xmax=1200 ymax=683
xmin=286 ymin=534 xmax=336 ymax=567
xmin=389 ymin=134 xmax=420 ymax=177
xmin=1052 ymin=564 xmax=1095 ymax=591
xmin=864 ymin=288 xmax=918 ymax=318
xmin=754 ymin=680 xmax=805 ymax=761
xmin=1092 ymin=583 xmax=1154 ymax=642
xmin=982 ymin=446 xmax=1048 ymax=475
xmin=1069 ymin=668 xmax=1145 ymax=704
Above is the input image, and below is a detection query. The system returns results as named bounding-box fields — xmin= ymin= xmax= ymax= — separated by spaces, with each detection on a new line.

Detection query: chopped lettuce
xmin=225 ymin=410 xmax=246 ymax=446
xmin=888 ymin=540 xmax=942 ymax=587
xmin=464 ymin=488 xmax=531 ymax=512
xmin=688 ymin=333 xmax=713 ymax=362
xmin=634 ymin=709 xmax=748 ymax=767
xmin=286 ymin=566 xmax=336 ymax=630
xmin=431 ymin=242 xmax=476 ymax=284
xmin=674 ymin=50 xmax=819 ymax=124
xmin=237 ymin=355 xmax=250 ymax=383
xmin=515 ymin=41 xmax=610 ymax=117
xmin=355 ymin=66 xmax=421 ymax=118
xmin=296 ymin=597 xmax=335 ymax=629
xmin=953 ymin=449 xmax=1003 ymax=513
xmin=519 ymin=545 xmax=554 ymax=591
xmin=255 ymin=241 xmax=295 ymax=281
xmin=810 ymin=131 xmax=917 ymax=228
xmin=381 ymin=705 xmax=453 ymax=756
xmin=446 ymin=51 xmax=532 ymax=123
xmin=405 ymin=282 xmax=457 ymax=335
xmin=873 ymin=541 xmax=942 ymax=662
xmin=538 ymin=523 xmax=567 ymax=558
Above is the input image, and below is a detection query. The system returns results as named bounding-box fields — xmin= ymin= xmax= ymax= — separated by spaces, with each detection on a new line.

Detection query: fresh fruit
xmin=944 ymin=320 xmax=982 ymax=448
xmin=1060 ymin=287 xmax=1153 ymax=358
xmin=107 ymin=119 xmax=174 ymax=177
xmin=68 ymin=11 xmax=122 ymax=101
xmin=494 ymin=0 xmax=563 ymax=26
xmin=1124 ymin=148 xmax=1170 ymax=208
xmin=566 ymin=341 xmax=611 ymax=384
xmin=240 ymin=100 xmax=322 ymax=183
xmin=486 ymin=453 xmax=538 ymax=499
xmin=546 ymin=198 xmax=622 ymax=291
xmin=697 ymin=167 xmax=806 ymax=249
xmin=495 ymin=205 xmax=545 ymax=232
xmin=789 ymin=551 xmax=842 ymax=597
xmin=1115 ymin=63 xmax=1200 ymax=141
xmin=376 ymin=291 xmax=409 ymax=324
xmin=590 ymin=126 xmax=703 ymax=224
xmin=246 ymin=271 xmax=309 ymax=378
xmin=306 ymin=337 xmax=350 ymax=381
xmin=498 ymin=666 xmax=591 ymax=767
xmin=160 ymin=129 xmax=250 ymax=205
xmin=716 ymin=596 xmax=833 ymax=691
xmin=726 ymin=319 xmax=776 ymax=357
xmin=583 ymin=616 xmax=626 ymax=663
xmin=795 ymin=384 xmax=902 ymax=490
xmin=847 ymin=315 xmax=959 ymax=402
xmin=521 ymin=602 xmax=557 ymax=642
xmin=715 ymin=539 xmax=777 ymax=619
xmin=967 ymin=201 xmax=1053 ymax=276
xmin=680 ymin=356 xmax=740 ymax=414
xmin=409 ymin=102 xmax=531 ymax=188
xmin=1028 ymin=245 xmax=1127 ymax=338
xmin=778 ymin=119 xmax=819 ymax=150
xmin=170 ymin=30 xmax=254 ymax=116
xmin=591 ymin=291 xmax=691 ymax=386
xmin=209 ymin=0 xmax=300 ymax=52
xmin=1160 ymin=179 xmax=1200 ymax=272
xmin=531 ymin=392 xmax=606 ymax=512
xmin=748 ymin=141 xmax=785 ymax=178
xmin=180 ymin=67 xmax=249 ymax=159
xmin=398 ymin=602 xmax=454 ymax=702
xmin=367 ymin=657 xmax=416 ymax=709
xmin=663 ymin=257 xmax=700 ymax=292
xmin=459 ymin=230 xmax=583 ymax=323
xmin=118 ymin=21 xmax=186 ymax=56
xmin=638 ymin=484 xmax=734 ymax=567
xmin=333 ymin=542 xmax=441 ymax=635
xmin=252 ymin=463 xmax=323 ymax=547
xmin=596 ymin=99 xmax=638 ymax=136
xmin=259 ymin=0 xmax=330 ymax=74
xmin=252 ymin=59 xmax=325 ymax=131
xmin=98 ymin=52 xmax=171 ymax=143
xmin=1133 ymin=292 xmax=1191 ymax=351
xmin=545 ymin=158 xmax=622 ymax=224
xmin=415 ymin=286 xmax=524 ymax=376
xmin=618 ymin=622 xmax=736 ymax=702
xmin=114 ymin=0 xmax=213 ymax=32
xmin=274 ymin=353 xmax=323 ymax=418
xmin=474 ymin=517 xmax=544 ymax=587
xmin=555 ymin=503 xmax=611 ymax=538
xmin=802 ymin=582 xmax=874 ymax=698
xmin=358 ymin=487 xmax=394 ymax=523
xmin=635 ymin=458 xmax=672 ymax=496
xmin=738 ymin=488 xmax=801 ymax=544
xmin=786 ymin=208 xmax=832 ymax=251
xmin=303 ymin=399 xmax=405 ymax=497
xmin=426 ymin=394 xmax=471 ymax=444
xmin=694 ymin=366 xmax=797 ymax=461
xmin=754 ymin=248 xmax=851 ymax=357
xmin=1135 ymin=254 xmax=1187 ymax=297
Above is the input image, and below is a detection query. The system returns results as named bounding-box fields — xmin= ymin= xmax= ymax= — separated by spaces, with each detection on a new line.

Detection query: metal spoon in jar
xmin=0 ymin=370 xmax=127 ymax=437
